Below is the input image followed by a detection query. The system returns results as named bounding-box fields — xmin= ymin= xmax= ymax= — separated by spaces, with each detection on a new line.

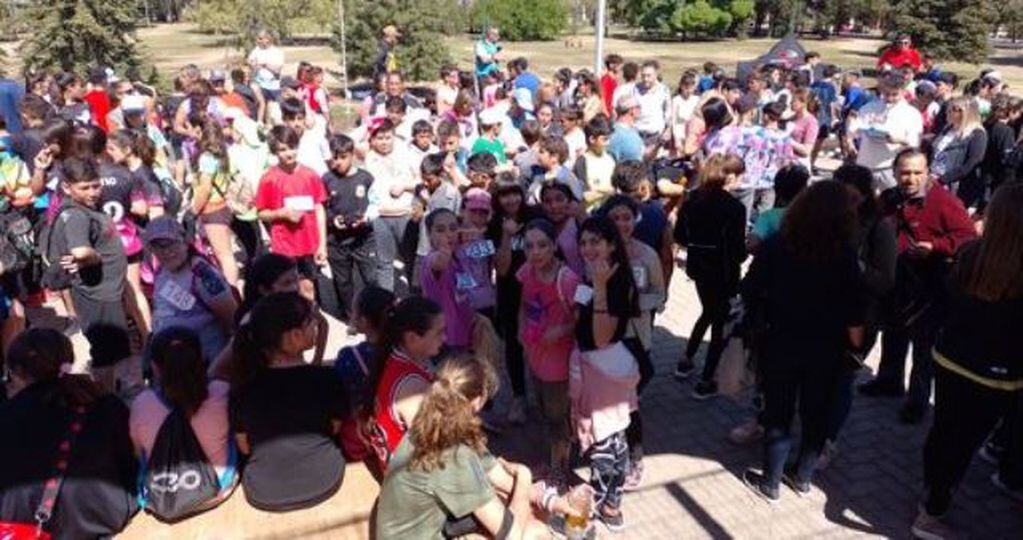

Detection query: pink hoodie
xmin=568 ymin=345 xmax=640 ymax=453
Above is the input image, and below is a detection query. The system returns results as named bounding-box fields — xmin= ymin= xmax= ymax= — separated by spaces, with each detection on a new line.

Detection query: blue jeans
xmin=372 ymin=215 xmax=410 ymax=293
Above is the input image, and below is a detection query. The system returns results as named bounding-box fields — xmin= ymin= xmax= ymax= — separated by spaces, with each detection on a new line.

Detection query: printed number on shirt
xmin=632 ymin=265 xmax=647 ymax=289
xmin=102 ymin=200 xmax=125 ymax=222
xmin=159 ymin=280 xmax=197 ymax=311
xmin=456 ymin=272 xmax=478 ymax=291
xmin=465 ymin=239 xmax=496 ymax=259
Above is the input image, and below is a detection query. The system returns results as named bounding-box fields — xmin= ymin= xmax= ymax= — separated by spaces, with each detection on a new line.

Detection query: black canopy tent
xmin=736 ymin=34 xmax=808 ymax=82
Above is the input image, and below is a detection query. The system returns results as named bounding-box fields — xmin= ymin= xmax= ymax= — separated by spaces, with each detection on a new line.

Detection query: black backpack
xmin=142 ymin=408 xmax=220 ymax=522
xmin=155 ymin=171 xmax=184 ymax=218
xmin=0 ymin=209 xmax=35 ymax=277
xmin=37 ymin=205 xmax=101 ymax=291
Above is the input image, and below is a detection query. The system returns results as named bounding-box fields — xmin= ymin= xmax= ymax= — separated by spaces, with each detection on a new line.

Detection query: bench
xmin=120 ymin=461 xmax=378 ymax=539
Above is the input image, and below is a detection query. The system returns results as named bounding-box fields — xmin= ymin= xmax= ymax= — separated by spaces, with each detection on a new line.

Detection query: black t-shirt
xmin=61 ymin=201 xmax=127 ymax=302
xmin=575 ymin=267 xmax=640 ymax=352
xmin=323 ymin=168 xmax=374 ymax=244
xmin=0 ymin=381 xmax=137 ymax=539
xmin=130 ymin=165 xmax=163 ymax=206
xmin=486 ymin=206 xmax=544 ymax=301
xmin=230 ymin=365 xmax=348 ymax=511
xmin=98 ymin=162 xmax=142 ymax=221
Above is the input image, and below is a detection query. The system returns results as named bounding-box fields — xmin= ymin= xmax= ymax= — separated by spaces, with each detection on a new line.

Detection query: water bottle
xmin=564 ymin=484 xmax=593 ymax=540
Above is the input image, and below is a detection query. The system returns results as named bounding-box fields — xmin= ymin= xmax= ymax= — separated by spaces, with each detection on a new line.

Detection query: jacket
xmin=981 ymin=121 xmax=1018 ymax=189
xmin=568 ymin=346 xmax=640 ymax=452
xmin=931 ymin=127 xmax=987 ymax=190
xmin=896 ymin=184 xmax=976 ymax=259
xmin=675 ymin=188 xmax=747 ymax=290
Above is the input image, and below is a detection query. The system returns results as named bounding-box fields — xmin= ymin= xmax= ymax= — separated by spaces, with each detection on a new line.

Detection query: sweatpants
xmin=588 ymin=431 xmax=629 ymax=511
xmin=327 ymin=236 xmax=377 ymax=319
xmin=372 ymin=215 xmax=410 ymax=294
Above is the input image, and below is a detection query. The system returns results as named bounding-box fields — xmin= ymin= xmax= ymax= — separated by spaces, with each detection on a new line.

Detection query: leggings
xmin=230 ymin=218 xmax=264 ymax=264
xmin=625 ymin=340 xmax=654 ymax=461
xmin=588 ymin=431 xmax=629 ymax=510
xmin=687 ymin=279 xmax=732 ymax=381
xmin=496 ymin=279 xmax=525 ymax=396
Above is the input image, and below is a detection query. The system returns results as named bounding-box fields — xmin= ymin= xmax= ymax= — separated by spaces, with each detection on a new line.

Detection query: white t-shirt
xmin=564 ymin=128 xmax=586 ymax=170
xmin=297 ymin=118 xmax=331 ymax=177
xmin=631 ymin=82 xmax=671 ymax=135
xmin=855 ymin=99 xmax=923 ymax=173
xmin=671 ymin=94 xmax=700 ymax=141
xmin=612 ymin=82 xmax=636 ymax=110
xmin=247 ymin=46 xmax=285 ymax=91
xmin=366 ymin=147 xmax=417 ymax=216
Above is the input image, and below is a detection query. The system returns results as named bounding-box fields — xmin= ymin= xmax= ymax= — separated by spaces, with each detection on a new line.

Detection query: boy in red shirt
xmin=255 ymin=125 xmax=328 ymax=298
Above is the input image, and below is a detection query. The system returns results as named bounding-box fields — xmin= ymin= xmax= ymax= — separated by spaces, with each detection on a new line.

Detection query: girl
xmin=126 ymin=130 xmax=168 ymax=219
xmin=441 ymin=90 xmax=479 ymax=153
xmin=130 ymin=327 xmax=237 ymax=514
xmin=145 ymin=216 xmax=237 ymax=363
xmin=575 ymin=71 xmax=604 ymax=123
xmin=518 ymin=218 xmax=580 ymax=480
xmin=603 ymin=195 xmax=667 ymax=489
xmin=55 ymin=72 xmax=89 ymax=125
xmin=230 ymin=292 xmax=347 ymax=511
xmin=419 ymin=208 xmax=475 ymax=351
xmin=364 ymin=296 xmax=445 ymax=475
xmin=191 ymin=122 xmax=240 ymax=287
xmin=488 ymin=179 xmax=544 ymax=423
xmin=671 ymin=71 xmax=700 ymax=157
xmin=930 ymin=96 xmax=988 ymax=208
xmin=571 ymin=216 xmax=641 ymax=532
xmin=560 ymin=106 xmax=586 ymax=169
xmin=541 ymin=182 xmax=585 ymax=277
xmin=536 ymin=102 xmax=564 ymax=139
xmin=459 ymin=188 xmax=497 ymax=317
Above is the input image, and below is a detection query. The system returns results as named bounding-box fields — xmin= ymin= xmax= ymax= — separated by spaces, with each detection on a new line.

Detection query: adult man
xmin=930 ymin=72 xmax=958 ymax=137
xmin=601 ymin=54 xmax=623 ymax=115
xmin=248 ymin=30 xmax=285 ymax=101
xmin=370 ymin=72 xmax=423 ymax=118
xmin=877 ymin=33 xmax=922 ymax=72
xmin=631 ymin=61 xmax=671 ymax=149
xmin=852 ymin=74 xmax=923 ymax=190
xmin=374 ymin=25 xmax=402 ymax=78
xmin=859 ymin=149 xmax=976 ymax=424
xmin=508 ymin=58 xmax=541 ymax=98
xmin=474 ymin=27 xmax=502 ymax=80
xmin=608 ymin=96 xmax=645 ymax=163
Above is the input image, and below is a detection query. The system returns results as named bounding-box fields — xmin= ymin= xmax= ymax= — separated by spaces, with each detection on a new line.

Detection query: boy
xmin=365 ymin=119 xmax=418 ymax=293
xmin=471 ymin=108 xmax=507 ymax=164
xmin=573 ymin=116 xmax=616 ymax=211
xmin=280 ymin=97 xmax=330 ymax=176
xmin=513 ymin=120 xmax=543 ymax=181
xmin=255 ymin=125 xmax=328 ymax=299
xmin=408 ymin=119 xmax=437 ymax=182
xmin=324 ymin=134 xmax=377 ymax=320
xmin=466 ymin=152 xmax=498 ymax=192
xmin=55 ymin=157 xmax=129 ymax=386
xmin=412 ymin=154 xmax=462 ymax=290
xmin=526 ymin=135 xmax=584 ymax=205
xmin=698 ymin=62 xmax=719 ymax=94
xmin=437 ymin=119 xmax=469 ymax=177
xmin=748 ymin=165 xmax=809 ymax=252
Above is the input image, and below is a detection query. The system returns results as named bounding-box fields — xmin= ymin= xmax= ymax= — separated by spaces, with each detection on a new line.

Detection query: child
xmin=436 ymin=119 xmax=469 ymax=176
xmin=541 ymin=183 xmax=585 ymax=277
xmin=255 ymin=125 xmax=328 ymax=300
xmin=407 ymin=119 xmax=437 ymax=182
xmin=466 ymin=152 xmax=498 ymax=192
xmin=748 ymin=164 xmax=810 ymax=252
xmin=324 ymin=134 xmax=378 ymax=318
xmin=527 ymin=135 xmax=584 ymax=205
xmin=573 ymin=116 xmax=616 ymax=211
xmin=560 ymin=106 xmax=586 ymax=168
xmin=517 ymin=218 xmax=580 ymax=480
xmin=365 ymin=119 xmax=417 ymax=294
xmin=281 ymin=97 xmax=330 ymax=177
xmin=458 ymin=188 xmax=497 ymax=316
xmin=471 ymin=108 xmax=507 ymax=164
xmin=413 ymin=154 xmax=462 ymax=277
xmin=512 ymin=120 xmax=543 ymax=180
xmin=418 ymin=208 xmax=474 ymax=351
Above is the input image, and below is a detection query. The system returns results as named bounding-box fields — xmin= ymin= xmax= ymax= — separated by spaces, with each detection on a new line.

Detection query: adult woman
xmin=674 ymin=154 xmax=748 ymax=399
xmin=575 ymin=71 xmax=604 ymax=123
xmin=788 ymin=88 xmax=820 ymax=171
xmin=912 ymin=184 xmax=1023 ymax=539
xmin=930 ymin=96 xmax=988 ymax=208
xmin=487 ymin=178 xmax=543 ymax=423
xmin=131 ymin=327 xmax=237 ymax=513
xmin=981 ymin=94 xmax=1022 ymax=198
xmin=0 ymin=329 xmax=136 ymax=538
xmin=375 ymin=356 xmax=550 ymax=540
xmin=741 ymin=181 xmax=864 ymax=501
xmin=191 ymin=122 xmax=240 ymax=286
xmin=364 ymin=296 xmax=446 ymax=476
xmin=572 ymin=216 xmax=641 ymax=531
xmin=144 ymin=216 xmax=236 ymax=363
xmin=603 ymin=195 xmax=666 ymax=488
xmin=230 ymin=292 xmax=346 ymax=511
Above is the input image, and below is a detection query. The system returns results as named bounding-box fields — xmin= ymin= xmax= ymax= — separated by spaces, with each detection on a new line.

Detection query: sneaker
xmin=742 ymin=469 xmax=780 ymax=503
xmin=978 ymin=441 xmax=1004 ymax=466
xmin=728 ymin=419 xmax=764 ymax=445
xmin=674 ymin=359 xmax=696 ymax=380
xmin=623 ymin=460 xmax=645 ymax=492
xmin=911 ymin=509 xmax=959 ymax=540
xmin=991 ymin=473 xmax=1023 ymax=503
xmin=816 ymin=440 xmax=839 ymax=470
xmin=597 ymin=505 xmax=625 ymax=532
xmin=899 ymin=402 xmax=927 ymax=425
xmin=507 ymin=397 xmax=527 ymax=425
xmin=781 ymin=469 xmax=811 ymax=495
xmin=858 ymin=379 xmax=905 ymax=398
xmin=691 ymin=380 xmax=719 ymax=401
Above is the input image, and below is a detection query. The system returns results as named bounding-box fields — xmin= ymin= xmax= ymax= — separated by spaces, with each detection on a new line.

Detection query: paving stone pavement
xmin=488 ymin=272 xmax=1023 ymax=540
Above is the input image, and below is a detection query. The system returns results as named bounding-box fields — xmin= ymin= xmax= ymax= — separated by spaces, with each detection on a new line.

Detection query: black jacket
xmin=981 ymin=120 xmax=1017 ymax=190
xmin=675 ymin=188 xmax=747 ymax=290
xmin=932 ymin=127 xmax=987 ymax=189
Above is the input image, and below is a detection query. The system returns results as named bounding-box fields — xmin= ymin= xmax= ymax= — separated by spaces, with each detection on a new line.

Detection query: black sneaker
xmin=899 ymin=402 xmax=927 ymax=425
xmin=674 ymin=359 xmax=696 ymax=380
xmin=743 ymin=469 xmax=780 ymax=503
xmin=858 ymin=379 xmax=905 ymax=398
xmin=691 ymin=380 xmax=719 ymax=401
xmin=782 ymin=469 xmax=811 ymax=495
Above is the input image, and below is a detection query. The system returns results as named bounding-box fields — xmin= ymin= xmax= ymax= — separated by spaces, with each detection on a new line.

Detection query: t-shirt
xmin=376 ymin=437 xmax=496 ymax=540
xmin=418 ymin=251 xmax=475 ymax=349
xmin=416 ymin=182 xmax=462 ymax=257
xmin=517 ymin=264 xmax=580 ymax=382
xmin=98 ymin=162 xmax=146 ymax=257
xmin=458 ymin=238 xmax=497 ymax=311
xmin=130 ymin=381 xmax=236 ymax=490
xmin=573 ymin=150 xmax=616 ymax=211
xmin=248 ymin=46 xmax=285 ymax=91
xmin=608 ymin=123 xmax=644 ymax=163
xmin=855 ymin=99 xmax=923 ymax=173
xmin=324 ymin=168 xmax=375 ymax=245
xmin=631 ymin=82 xmax=671 ymax=134
xmin=83 ymin=89 xmax=112 ymax=132
xmin=61 ymin=201 xmax=127 ymax=302
xmin=195 ymin=152 xmax=230 ymax=213
xmin=564 ymin=129 xmax=586 ymax=170
xmin=514 ymin=71 xmax=542 ymax=97
xmin=470 ymin=136 xmax=507 ymax=165
xmin=752 ymin=207 xmax=786 ymax=241
xmin=366 ymin=149 xmax=417 ymax=217
xmin=297 ymin=124 xmax=331 ymax=177
xmin=575 ymin=268 xmax=639 ymax=352
xmin=152 ymin=258 xmax=233 ymax=361
xmin=634 ymin=202 xmax=668 ymax=253
xmin=230 ymin=365 xmax=347 ymax=511
xmin=254 ymin=164 xmax=327 ymax=257
xmin=556 ymin=218 xmax=586 ymax=278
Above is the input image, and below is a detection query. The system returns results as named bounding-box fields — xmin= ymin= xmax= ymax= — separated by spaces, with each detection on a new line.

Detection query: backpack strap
xmin=34 ymin=405 xmax=88 ymax=534
xmin=351 ymin=344 xmax=369 ymax=377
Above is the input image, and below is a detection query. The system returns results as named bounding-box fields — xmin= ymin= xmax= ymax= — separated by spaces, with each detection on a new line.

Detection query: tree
xmin=673 ymin=1 xmax=733 ymax=37
xmin=999 ymin=0 xmax=1023 ymax=42
xmin=890 ymin=0 xmax=995 ymax=64
xmin=470 ymin=0 xmax=569 ymax=41
xmin=20 ymin=0 xmax=145 ymax=76
xmin=191 ymin=0 xmax=334 ymax=49
xmin=332 ymin=0 xmax=463 ymax=82
xmin=637 ymin=0 xmax=746 ymax=37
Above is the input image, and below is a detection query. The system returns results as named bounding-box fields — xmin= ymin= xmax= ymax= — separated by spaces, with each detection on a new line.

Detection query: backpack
xmin=142 ymin=407 xmax=220 ymax=522
xmin=0 ymin=209 xmax=34 ymax=277
xmin=154 ymin=168 xmax=183 ymax=217
xmin=211 ymin=169 xmax=255 ymax=217
xmin=36 ymin=205 xmax=101 ymax=291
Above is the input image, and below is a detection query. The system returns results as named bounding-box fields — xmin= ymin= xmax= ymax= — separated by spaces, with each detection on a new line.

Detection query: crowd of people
xmin=0 ymin=27 xmax=1020 ymax=540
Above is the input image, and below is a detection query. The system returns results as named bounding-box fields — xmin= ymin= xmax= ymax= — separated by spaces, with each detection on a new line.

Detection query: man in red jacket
xmin=860 ymin=148 xmax=977 ymax=423
xmin=83 ymin=67 xmax=112 ymax=132
xmin=877 ymin=34 xmax=923 ymax=73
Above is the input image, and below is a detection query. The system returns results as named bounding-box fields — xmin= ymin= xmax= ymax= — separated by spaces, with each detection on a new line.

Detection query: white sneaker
xmin=507 ymin=397 xmax=527 ymax=425
xmin=911 ymin=509 xmax=959 ymax=540
xmin=623 ymin=459 xmax=645 ymax=491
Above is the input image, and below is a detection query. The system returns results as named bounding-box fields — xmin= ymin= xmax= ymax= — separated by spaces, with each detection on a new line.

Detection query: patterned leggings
xmin=587 ymin=431 xmax=630 ymax=510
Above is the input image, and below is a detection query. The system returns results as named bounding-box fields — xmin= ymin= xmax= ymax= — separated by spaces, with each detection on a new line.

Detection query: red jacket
xmin=897 ymin=184 xmax=976 ymax=258
xmin=600 ymin=74 xmax=617 ymax=116
xmin=877 ymin=46 xmax=922 ymax=71
xmin=83 ymin=89 xmax=111 ymax=132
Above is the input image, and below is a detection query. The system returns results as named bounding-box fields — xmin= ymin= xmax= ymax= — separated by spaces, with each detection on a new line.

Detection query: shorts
xmin=199 ymin=206 xmax=233 ymax=226
xmin=534 ymin=378 xmax=570 ymax=441
xmin=71 ymin=291 xmax=130 ymax=368
xmin=817 ymin=124 xmax=832 ymax=140
xmin=294 ymin=255 xmax=319 ymax=280
xmin=127 ymin=251 xmax=144 ymax=265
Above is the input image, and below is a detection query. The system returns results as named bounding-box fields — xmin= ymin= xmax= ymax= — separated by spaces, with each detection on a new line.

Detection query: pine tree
xmin=20 ymin=0 xmax=144 ymax=76
xmin=890 ymin=0 xmax=995 ymax=64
